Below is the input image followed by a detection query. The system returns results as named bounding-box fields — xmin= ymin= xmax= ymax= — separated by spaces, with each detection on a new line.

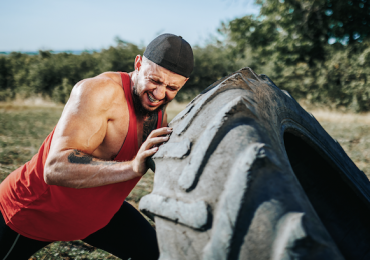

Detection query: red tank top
xmin=0 ymin=72 xmax=162 ymax=242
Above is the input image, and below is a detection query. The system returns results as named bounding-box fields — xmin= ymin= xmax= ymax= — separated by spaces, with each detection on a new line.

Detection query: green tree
xmin=224 ymin=0 xmax=370 ymax=65
xmin=0 ymin=56 xmax=14 ymax=101
xmin=219 ymin=0 xmax=370 ymax=111
xmin=181 ymin=44 xmax=241 ymax=101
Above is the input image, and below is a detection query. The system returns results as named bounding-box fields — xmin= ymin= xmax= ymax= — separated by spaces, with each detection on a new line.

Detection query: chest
xmin=137 ymin=113 xmax=160 ymax=146
xmin=93 ymin=112 xmax=159 ymax=160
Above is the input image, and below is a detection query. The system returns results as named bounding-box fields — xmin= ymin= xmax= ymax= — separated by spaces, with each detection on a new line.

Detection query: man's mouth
xmin=148 ymin=93 xmax=160 ymax=103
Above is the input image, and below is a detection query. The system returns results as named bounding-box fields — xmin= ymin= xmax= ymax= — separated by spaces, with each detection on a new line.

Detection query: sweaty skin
xmin=44 ymin=55 xmax=188 ymax=189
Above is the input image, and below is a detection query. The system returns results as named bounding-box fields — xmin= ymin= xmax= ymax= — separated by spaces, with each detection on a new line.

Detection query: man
xmin=0 ymin=33 xmax=193 ymax=259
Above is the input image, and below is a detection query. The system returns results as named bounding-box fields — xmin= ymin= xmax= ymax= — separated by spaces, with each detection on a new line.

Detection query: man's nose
xmin=153 ymin=85 xmax=166 ymax=100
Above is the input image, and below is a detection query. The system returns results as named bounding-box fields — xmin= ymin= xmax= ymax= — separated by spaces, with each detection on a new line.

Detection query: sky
xmin=0 ymin=0 xmax=260 ymax=52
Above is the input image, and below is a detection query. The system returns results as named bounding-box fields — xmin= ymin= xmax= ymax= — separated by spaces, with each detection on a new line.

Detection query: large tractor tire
xmin=139 ymin=68 xmax=370 ymax=260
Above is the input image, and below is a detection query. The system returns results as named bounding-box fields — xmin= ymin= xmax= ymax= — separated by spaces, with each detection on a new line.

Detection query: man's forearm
xmin=44 ymin=149 xmax=139 ymax=189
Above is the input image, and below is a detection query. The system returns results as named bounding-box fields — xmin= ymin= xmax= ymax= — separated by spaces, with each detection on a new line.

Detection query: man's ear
xmin=134 ymin=55 xmax=143 ymax=71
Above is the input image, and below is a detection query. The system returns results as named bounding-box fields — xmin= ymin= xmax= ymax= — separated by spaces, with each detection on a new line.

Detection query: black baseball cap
xmin=144 ymin=33 xmax=194 ymax=78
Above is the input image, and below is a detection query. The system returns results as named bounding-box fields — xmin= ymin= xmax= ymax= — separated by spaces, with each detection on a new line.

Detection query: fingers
xmin=148 ymin=127 xmax=173 ymax=138
xmin=134 ymin=127 xmax=172 ymax=175
xmin=142 ymin=147 xmax=159 ymax=158
xmin=133 ymin=146 xmax=159 ymax=175
xmin=143 ymin=135 xmax=170 ymax=150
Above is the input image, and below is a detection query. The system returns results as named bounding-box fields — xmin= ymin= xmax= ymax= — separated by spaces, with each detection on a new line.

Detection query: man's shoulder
xmin=96 ymin=72 xmax=123 ymax=85
xmin=71 ymin=72 xmax=126 ymax=106
xmin=81 ymin=71 xmax=124 ymax=93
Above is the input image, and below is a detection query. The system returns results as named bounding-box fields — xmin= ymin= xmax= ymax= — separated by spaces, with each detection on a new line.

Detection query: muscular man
xmin=0 ymin=34 xmax=193 ymax=259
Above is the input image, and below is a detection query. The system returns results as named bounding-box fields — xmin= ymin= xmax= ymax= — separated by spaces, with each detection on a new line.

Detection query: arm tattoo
xmin=68 ymin=150 xmax=118 ymax=165
xmin=142 ymin=113 xmax=158 ymax=142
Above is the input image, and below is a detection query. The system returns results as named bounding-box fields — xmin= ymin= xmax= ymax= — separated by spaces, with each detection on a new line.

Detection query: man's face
xmin=133 ymin=57 xmax=188 ymax=116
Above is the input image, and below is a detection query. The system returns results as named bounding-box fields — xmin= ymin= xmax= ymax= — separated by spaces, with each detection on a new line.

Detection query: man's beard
xmin=132 ymin=83 xmax=166 ymax=118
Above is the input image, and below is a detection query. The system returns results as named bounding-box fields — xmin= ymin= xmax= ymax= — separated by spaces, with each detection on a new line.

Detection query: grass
xmin=0 ymin=100 xmax=369 ymax=259
xmin=0 ymin=104 xmax=63 ymax=182
xmin=310 ymin=109 xmax=370 ymax=175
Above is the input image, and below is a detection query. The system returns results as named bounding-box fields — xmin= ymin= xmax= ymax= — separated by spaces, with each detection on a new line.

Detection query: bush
xmin=0 ymin=37 xmax=369 ymax=111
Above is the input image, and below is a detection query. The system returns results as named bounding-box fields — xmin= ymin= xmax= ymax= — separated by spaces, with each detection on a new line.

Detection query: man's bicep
xmin=50 ymin=79 xmax=117 ymax=154
xmin=54 ymin=111 xmax=108 ymax=154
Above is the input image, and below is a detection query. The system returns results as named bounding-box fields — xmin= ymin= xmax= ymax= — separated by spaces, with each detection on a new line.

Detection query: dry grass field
xmin=310 ymin=109 xmax=370 ymax=175
xmin=0 ymin=100 xmax=369 ymax=259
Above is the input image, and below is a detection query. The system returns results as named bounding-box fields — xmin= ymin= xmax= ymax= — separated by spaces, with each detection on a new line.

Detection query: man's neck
xmin=128 ymin=71 xmax=136 ymax=89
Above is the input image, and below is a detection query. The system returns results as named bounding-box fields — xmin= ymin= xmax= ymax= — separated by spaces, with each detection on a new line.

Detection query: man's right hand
xmin=132 ymin=127 xmax=172 ymax=176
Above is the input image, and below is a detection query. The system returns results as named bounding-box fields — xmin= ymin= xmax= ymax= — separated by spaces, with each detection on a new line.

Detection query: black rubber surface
xmin=285 ymin=132 xmax=370 ymax=259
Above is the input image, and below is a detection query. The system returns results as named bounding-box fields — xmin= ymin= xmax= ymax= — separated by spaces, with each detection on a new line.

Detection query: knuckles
xmin=141 ymin=127 xmax=172 ymax=152
xmin=149 ymin=127 xmax=172 ymax=138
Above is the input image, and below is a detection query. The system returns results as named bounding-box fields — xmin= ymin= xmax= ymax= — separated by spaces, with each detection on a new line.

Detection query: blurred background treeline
xmin=1 ymin=0 xmax=370 ymax=112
